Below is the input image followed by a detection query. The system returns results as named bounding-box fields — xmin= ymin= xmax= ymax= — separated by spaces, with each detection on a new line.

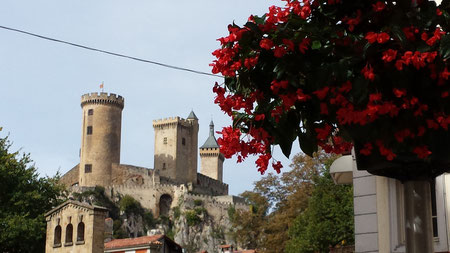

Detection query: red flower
xmin=255 ymin=114 xmax=265 ymax=121
xmin=313 ymin=87 xmax=330 ymax=100
xmin=361 ymin=64 xmax=375 ymax=81
xmin=413 ymin=146 xmax=432 ymax=159
xmin=393 ymin=88 xmax=406 ymax=98
xmin=270 ymin=80 xmax=289 ymax=94
xmin=272 ymin=161 xmax=283 ymax=173
xmin=382 ymin=49 xmax=397 ymax=63
xmin=315 ymin=124 xmax=332 ymax=140
xmin=369 ymin=93 xmax=382 ymax=102
xmin=299 ymin=38 xmax=311 ymax=54
xmin=365 ymin=32 xmax=378 ymax=44
xmin=273 ymin=46 xmax=287 ymax=58
xmin=402 ymin=27 xmax=416 ymax=41
xmin=359 ymin=143 xmax=373 ymax=156
xmin=282 ymin=39 xmax=295 ymax=51
xmin=320 ymin=103 xmax=329 ymax=115
xmin=372 ymin=1 xmax=386 ymax=12
xmin=260 ymin=38 xmax=274 ymax=50
xmin=437 ymin=8 xmax=443 ymax=16
xmin=377 ymin=32 xmax=390 ymax=43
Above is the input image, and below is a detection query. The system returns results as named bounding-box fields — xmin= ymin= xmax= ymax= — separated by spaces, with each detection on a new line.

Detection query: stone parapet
xmin=152 ymin=117 xmax=193 ymax=129
xmin=81 ymin=92 xmax=124 ymax=109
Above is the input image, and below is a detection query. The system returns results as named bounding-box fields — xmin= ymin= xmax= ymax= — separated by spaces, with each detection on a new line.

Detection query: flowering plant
xmin=211 ymin=0 xmax=450 ymax=179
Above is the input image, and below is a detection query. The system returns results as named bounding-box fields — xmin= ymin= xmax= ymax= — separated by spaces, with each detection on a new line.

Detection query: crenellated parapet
xmin=81 ymin=92 xmax=124 ymax=109
xmin=199 ymin=149 xmax=224 ymax=160
xmin=152 ymin=116 xmax=194 ymax=129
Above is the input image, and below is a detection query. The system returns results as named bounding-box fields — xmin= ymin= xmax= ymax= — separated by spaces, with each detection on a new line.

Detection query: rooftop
xmin=104 ymin=235 xmax=163 ymax=250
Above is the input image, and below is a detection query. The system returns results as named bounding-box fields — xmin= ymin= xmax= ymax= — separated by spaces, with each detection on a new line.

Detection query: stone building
xmin=56 ymin=92 xmax=247 ymax=252
xmin=45 ymin=200 xmax=108 ymax=253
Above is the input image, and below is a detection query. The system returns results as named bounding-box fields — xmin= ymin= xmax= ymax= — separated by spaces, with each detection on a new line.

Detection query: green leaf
xmin=298 ymin=132 xmax=317 ymax=157
xmin=311 ymin=41 xmax=322 ymax=50
xmin=440 ymin=34 xmax=450 ymax=59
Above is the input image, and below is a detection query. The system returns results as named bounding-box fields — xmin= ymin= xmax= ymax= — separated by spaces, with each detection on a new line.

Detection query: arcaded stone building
xmin=45 ymin=200 xmax=108 ymax=253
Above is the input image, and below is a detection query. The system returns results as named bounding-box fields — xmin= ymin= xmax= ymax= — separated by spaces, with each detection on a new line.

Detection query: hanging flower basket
xmin=211 ymin=0 xmax=450 ymax=179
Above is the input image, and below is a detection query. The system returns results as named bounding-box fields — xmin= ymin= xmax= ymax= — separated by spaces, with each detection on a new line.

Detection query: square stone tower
xmin=152 ymin=111 xmax=198 ymax=184
xmin=45 ymin=200 xmax=107 ymax=253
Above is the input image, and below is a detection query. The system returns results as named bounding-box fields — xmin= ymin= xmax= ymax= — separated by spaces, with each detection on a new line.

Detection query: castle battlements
xmin=152 ymin=116 xmax=195 ymax=129
xmin=81 ymin=92 xmax=124 ymax=109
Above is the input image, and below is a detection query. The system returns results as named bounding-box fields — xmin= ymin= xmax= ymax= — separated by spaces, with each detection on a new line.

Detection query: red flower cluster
xmin=365 ymin=32 xmax=390 ymax=44
xmin=212 ymin=0 xmax=450 ymax=175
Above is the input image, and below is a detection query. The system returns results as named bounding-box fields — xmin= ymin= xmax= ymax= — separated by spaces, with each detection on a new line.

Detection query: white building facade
xmin=331 ymin=153 xmax=450 ymax=253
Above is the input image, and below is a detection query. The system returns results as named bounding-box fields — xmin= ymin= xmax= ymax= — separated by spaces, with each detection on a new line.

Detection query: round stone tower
xmin=79 ymin=92 xmax=124 ymax=187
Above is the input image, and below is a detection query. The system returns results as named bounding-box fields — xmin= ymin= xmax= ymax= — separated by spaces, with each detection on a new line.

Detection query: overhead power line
xmin=0 ymin=25 xmax=224 ymax=78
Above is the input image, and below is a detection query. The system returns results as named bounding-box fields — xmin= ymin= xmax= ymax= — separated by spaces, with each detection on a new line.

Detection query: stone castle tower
xmin=152 ymin=111 xmax=199 ymax=184
xmin=79 ymin=93 xmax=124 ymax=187
xmin=199 ymin=121 xmax=224 ymax=182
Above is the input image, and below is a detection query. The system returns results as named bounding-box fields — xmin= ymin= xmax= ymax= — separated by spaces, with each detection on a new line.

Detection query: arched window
xmin=77 ymin=222 xmax=85 ymax=242
xmin=65 ymin=224 xmax=73 ymax=244
xmin=54 ymin=225 xmax=62 ymax=246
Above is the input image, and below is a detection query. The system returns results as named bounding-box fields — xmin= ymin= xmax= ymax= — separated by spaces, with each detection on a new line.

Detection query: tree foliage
xmin=228 ymin=150 xmax=353 ymax=252
xmin=0 ymin=133 xmax=65 ymax=253
xmin=285 ymin=163 xmax=354 ymax=253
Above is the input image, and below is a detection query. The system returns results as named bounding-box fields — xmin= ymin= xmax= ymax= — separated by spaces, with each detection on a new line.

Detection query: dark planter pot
xmin=354 ymin=135 xmax=450 ymax=181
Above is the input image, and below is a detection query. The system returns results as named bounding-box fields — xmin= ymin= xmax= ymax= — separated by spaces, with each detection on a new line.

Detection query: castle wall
xmin=79 ymin=93 xmax=123 ymax=187
xmin=60 ymin=164 xmax=79 ymax=187
xmin=195 ymin=173 xmax=228 ymax=196
xmin=104 ymin=183 xmax=189 ymax=217
xmin=111 ymin=163 xmax=159 ymax=186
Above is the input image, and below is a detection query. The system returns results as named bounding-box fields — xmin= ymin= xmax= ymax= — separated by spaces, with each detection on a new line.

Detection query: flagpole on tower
xmin=100 ymin=81 xmax=104 ymax=92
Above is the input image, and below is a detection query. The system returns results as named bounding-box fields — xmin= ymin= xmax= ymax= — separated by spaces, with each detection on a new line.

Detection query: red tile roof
xmin=104 ymin=235 xmax=164 ymax=249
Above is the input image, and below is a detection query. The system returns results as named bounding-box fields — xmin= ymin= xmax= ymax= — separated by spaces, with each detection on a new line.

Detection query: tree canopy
xmin=228 ymin=150 xmax=353 ymax=253
xmin=0 ymin=131 xmax=65 ymax=253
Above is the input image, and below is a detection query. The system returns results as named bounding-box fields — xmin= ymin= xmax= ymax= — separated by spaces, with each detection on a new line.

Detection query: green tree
xmin=229 ymin=150 xmax=345 ymax=253
xmin=285 ymin=165 xmax=354 ymax=253
xmin=230 ymin=190 xmax=269 ymax=250
xmin=260 ymin=151 xmax=339 ymax=252
xmin=0 ymin=132 xmax=65 ymax=253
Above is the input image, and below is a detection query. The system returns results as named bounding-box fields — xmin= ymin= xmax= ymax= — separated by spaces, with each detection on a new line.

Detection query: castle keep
xmin=60 ymin=92 xmax=245 ymax=217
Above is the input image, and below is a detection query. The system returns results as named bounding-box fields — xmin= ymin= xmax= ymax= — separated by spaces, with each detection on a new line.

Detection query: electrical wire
xmin=0 ymin=25 xmax=224 ymax=78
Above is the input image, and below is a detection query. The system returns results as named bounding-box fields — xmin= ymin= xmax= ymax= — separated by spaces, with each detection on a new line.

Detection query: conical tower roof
xmin=187 ymin=110 xmax=198 ymax=120
xmin=200 ymin=120 xmax=219 ymax=149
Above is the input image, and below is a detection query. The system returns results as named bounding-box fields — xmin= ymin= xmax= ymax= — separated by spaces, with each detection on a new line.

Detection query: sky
xmin=0 ymin=0 xmax=296 ymax=195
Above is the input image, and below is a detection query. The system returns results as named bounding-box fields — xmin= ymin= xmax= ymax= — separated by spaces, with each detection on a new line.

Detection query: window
xmin=163 ymin=137 xmax=167 ymax=144
xmin=54 ymin=225 xmax=62 ymax=246
xmin=162 ymin=163 xmax=166 ymax=170
xmin=65 ymin=223 xmax=73 ymax=245
xmin=88 ymin=109 xmax=94 ymax=115
xmin=87 ymin=126 xmax=93 ymax=135
xmin=85 ymin=164 xmax=92 ymax=173
xmin=431 ymin=179 xmax=438 ymax=238
xmin=77 ymin=222 xmax=85 ymax=242
xmin=182 ymin=138 xmax=186 ymax=145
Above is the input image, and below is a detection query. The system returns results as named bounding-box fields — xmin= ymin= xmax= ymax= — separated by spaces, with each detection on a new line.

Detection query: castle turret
xmin=79 ymin=92 xmax=124 ymax=187
xmin=152 ymin=111 xmax=199 ymax=184
xmin=199 ymin=120 xmax=224 ymax=182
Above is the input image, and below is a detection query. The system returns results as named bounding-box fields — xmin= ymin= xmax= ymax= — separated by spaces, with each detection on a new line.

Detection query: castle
xmin=54 ymin=92 xmax=246 ymax=249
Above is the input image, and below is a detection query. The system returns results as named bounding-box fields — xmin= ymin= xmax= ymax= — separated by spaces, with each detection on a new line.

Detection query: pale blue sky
xmin=0 ymin=0 xmax=297 ymax=195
